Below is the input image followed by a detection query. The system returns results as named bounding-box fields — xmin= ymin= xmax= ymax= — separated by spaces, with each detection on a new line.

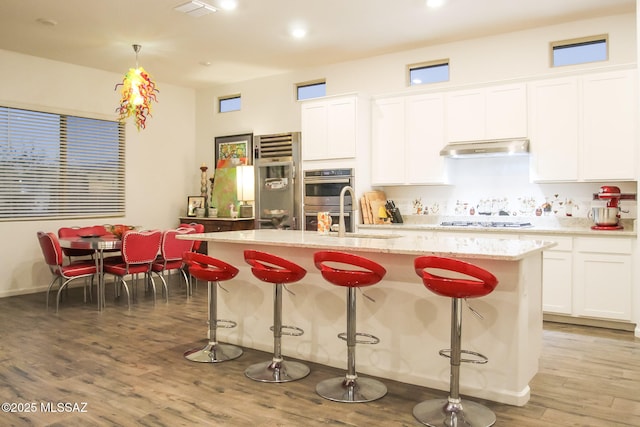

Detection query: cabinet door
xmin=574 ymin=252 xmax=632 ymax=321
xmin=541 ymin=251 xmax=573 ymax=314
xmin=371 ymin=97 xmax=405 ymax=185
xmin=485 ymin=84 xmax=527 ymax=139
xmin=405 ymin=93 xmax=446 ymax=184
xmin=446 ymin=89 xmax=485 ymax=142
xmin=529 ymin=78 xmax=579 ymax=181
xmin=327 ymin=96 xmax=357 ymax=159
xmin=581 ymin=70 xmax=637 ymax=180
xmin=301 ymin=101 xmax=327 ymax=161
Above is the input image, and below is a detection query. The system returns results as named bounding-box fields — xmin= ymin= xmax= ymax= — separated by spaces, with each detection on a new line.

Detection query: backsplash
xmin=380 ymin=156 xmax=638 ymax=220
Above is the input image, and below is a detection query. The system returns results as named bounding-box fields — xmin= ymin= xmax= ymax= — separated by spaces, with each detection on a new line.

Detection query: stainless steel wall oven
xmin=303 ymin=168 xmax=355 ymax=233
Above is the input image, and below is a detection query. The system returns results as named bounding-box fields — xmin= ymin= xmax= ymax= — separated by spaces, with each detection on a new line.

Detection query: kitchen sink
xmin=320 ymin=232 xmax=401 ymax=239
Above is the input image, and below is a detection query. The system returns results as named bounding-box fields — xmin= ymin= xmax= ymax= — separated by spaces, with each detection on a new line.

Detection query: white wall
xmin=0 ymin=50 xmax=196 ymax=296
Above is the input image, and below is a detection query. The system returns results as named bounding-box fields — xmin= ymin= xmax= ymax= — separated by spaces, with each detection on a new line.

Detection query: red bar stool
xmin=414 ymin=256 xmax=499 ymax=427
xmin=183 ymin=252 xmax=243 ymax=363
xmin=313 ymin=250 xmax=387 ymax=403
xmin=243 ymin=250 xmax=310 ymax=383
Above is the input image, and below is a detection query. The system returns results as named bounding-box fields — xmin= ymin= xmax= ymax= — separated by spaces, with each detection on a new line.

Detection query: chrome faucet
xmin=338 ymin=185 xmax=355 ymax=237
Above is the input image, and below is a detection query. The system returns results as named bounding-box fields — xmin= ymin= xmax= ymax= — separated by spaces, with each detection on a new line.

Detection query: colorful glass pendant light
xmin=115 ymin=44 xmax=159 ymax=131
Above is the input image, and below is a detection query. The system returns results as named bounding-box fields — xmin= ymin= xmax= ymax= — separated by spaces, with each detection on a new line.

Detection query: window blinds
xmin=0 ymin=106 xmax=125 ymax=220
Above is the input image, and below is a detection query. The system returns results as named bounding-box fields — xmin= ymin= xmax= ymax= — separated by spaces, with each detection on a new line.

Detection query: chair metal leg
xmin=245 ymin=283 xmax=309 ymax=382
xmin=413 ymin=298 xmax=495 ymax=427
xmin=316 ymin=287 xmax=386 ymax=403
xmin=46 ymin=276 xmax=60 ymax=310
xmin=184 ymin=280 xmax=243 ymax=363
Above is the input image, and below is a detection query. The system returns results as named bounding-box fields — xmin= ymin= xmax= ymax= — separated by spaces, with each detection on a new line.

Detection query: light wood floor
xmin=1 ymin=276 xmax=639 ymax=427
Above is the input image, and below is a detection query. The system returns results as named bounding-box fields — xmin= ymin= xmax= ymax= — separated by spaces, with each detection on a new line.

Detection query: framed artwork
xmin=214 ymin=133 xmax=253 ymax=169
xmin=187 ymin=196 xmax=206 ymax=217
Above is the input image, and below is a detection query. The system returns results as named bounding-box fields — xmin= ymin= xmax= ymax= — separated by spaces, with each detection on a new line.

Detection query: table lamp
xmin=236 ymin=165 xmax=255 ymax=218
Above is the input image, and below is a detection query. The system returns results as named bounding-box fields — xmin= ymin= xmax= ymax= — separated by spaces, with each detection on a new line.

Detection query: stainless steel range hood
xmin=440 ymin=138 xmax=529 ymax=157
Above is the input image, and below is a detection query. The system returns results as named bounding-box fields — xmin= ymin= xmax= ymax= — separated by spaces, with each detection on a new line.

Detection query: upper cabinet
xmin=371 ymin=93 xmax=446 ymax=185
xmin=446 ymin=83 xmax=527 ymax=142
xmin=301 ymin=94 xmax=366 ymax=161
xmin=529 ymin=77 xmax=580 ymax=181
xmin=581 ymin=70 xmax=637 ymax=181
xmin=529 ymin=69 xmax=637 ymax=182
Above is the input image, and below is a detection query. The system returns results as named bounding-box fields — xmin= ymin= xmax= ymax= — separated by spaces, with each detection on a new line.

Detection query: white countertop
xmin=360 ymin=216 xmax=637 ymax=237
xmin=182 ymin=229 xmax=555 ymax=261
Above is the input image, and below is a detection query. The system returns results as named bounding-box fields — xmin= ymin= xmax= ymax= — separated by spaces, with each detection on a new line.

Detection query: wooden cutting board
xmin=364 ymin=191 xmax=387 ymax=224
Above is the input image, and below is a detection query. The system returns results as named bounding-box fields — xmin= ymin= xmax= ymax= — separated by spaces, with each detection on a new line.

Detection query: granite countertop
xmin=359 ymin=216 xmax=637 ymax=237
xmin=181 ymin=229 xmax=555 ymax=261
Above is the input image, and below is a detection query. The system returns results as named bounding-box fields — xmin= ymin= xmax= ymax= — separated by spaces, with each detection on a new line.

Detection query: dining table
xmin=58 ymin=234 xmax=122 ymax=311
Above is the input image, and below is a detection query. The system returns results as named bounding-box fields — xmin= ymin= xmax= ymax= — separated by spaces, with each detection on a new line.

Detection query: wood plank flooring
xmin=0 ymin=276 xmax=639 ymax=426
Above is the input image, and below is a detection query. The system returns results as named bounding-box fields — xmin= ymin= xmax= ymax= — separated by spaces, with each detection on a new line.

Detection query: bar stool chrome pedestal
xmin=183 ymin=252 xmax=243 ymax=363
xmin=313 ymin=250 xmax=387 ymax=403
xmin=243 ymin=250 xmax=310 ymax=382
xmin=414 ymin=255 xmax=498 ymax=427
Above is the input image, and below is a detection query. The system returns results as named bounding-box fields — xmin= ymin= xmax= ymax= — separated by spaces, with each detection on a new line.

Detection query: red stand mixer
xmin=591 ymin=186 xmax=623 ymax=230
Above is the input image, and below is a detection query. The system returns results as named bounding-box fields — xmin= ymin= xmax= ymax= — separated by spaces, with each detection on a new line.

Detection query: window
xmin=0 ymin=106 xmax=125 ymax=220
xmin=409 ymin=60 xmax=449 ymax=86
xmin=297 ymin=81 xmax=326 ymax=100
xmin=219 ymin=95 xmax=241 ymax=113
xmin=551 ymin=35 xmax=608 ymax=67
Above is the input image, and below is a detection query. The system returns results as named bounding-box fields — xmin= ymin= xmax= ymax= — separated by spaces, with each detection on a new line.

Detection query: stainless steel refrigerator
xmin=253 ymin=132 xmax=301 ymax=229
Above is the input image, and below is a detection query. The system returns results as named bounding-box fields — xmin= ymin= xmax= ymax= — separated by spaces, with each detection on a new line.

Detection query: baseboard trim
xmin=544 ymin=313 xmax=636 ymax=332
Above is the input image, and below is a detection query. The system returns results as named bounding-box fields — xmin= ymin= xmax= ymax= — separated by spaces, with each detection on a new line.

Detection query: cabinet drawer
xmin=574 ymin=237 xmax=633 ymax=254
xmin=205 ymin=222 xmax=233 ymax=233
xmin=522 ymin=234 xmax=572 ymax=251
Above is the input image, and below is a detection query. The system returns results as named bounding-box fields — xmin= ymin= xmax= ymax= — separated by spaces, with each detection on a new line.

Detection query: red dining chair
xmin=151 ymin=228 xmax=195 ymax=300
xmin=58 ymin=227 xmax=96 ymax=261
xmin=103 ymin=229 xmax=162 ymax=309
xmin=37 ymin=231 xmax=97 ymax=312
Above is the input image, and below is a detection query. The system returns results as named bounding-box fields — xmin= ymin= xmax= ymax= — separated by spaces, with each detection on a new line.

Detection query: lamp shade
xmin=236 ymin=165 xmax=255 ymax=202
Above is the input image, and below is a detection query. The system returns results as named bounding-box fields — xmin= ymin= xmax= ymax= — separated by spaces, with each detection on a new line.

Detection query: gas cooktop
xmin=440 ymin=221 xmax=533 ymax=228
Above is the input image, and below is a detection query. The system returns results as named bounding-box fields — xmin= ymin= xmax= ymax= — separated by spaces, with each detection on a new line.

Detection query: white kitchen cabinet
xmin=301 ymin=94 xmax=364 ymax=161
xmin=581 ymin=70 xmax=637 ymax=181
xmin=446 ymin=83 xmax=527 ymax=142
xmin=528 ymin=77 xmax=580 ymax=181
xmin=573 ymin=237 xmax=633 ymax=321
xmin=371 ymin=93 xmax=446 ymax=185
xmin=529 ymin=69 xmax=637 ymax=182
xmin=522 ymin=234 xmax=573 ymax=315
xmin=371 ymin=97 xmax=405 ymax=184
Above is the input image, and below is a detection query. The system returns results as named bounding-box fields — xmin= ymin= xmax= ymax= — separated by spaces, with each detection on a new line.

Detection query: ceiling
xmin=0 ymin=0 xmax=635 ymax=89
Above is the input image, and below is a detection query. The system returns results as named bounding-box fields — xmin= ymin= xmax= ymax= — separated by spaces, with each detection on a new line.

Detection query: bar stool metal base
xmin=413 ymin=398 xmax=496 ymax=427
xmin=316 ymin=376 xmax=387 ymax=403
xmin=183 ymin=342 xmax=243 ymax=363
xmin=245 ymin=359 xmax=310 ymax=383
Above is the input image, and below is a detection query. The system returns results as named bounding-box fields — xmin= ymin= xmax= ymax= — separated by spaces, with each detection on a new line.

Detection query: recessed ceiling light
xmin=426 ymin=0 xmax=446 ymax=8
xmin=291 ymin=28 xmax=307 ymax=39
xmin=200 ymin=60 xmax=212 ymax=66
xmin=217 ymin=0 xmax=237 ymax=10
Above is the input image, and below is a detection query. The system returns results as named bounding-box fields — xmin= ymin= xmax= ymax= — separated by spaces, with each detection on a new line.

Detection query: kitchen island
xmin=180 ymin=229 xmax=555 ymax=406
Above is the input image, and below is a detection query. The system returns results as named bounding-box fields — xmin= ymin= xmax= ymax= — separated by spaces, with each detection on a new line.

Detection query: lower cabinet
xmin=573 ymin=237 xmax=633 ymax=321
xmin=523 ymin=234 xmax=634 ymax=322
xmin=178 ymin=217 xmax=254 ymax=253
